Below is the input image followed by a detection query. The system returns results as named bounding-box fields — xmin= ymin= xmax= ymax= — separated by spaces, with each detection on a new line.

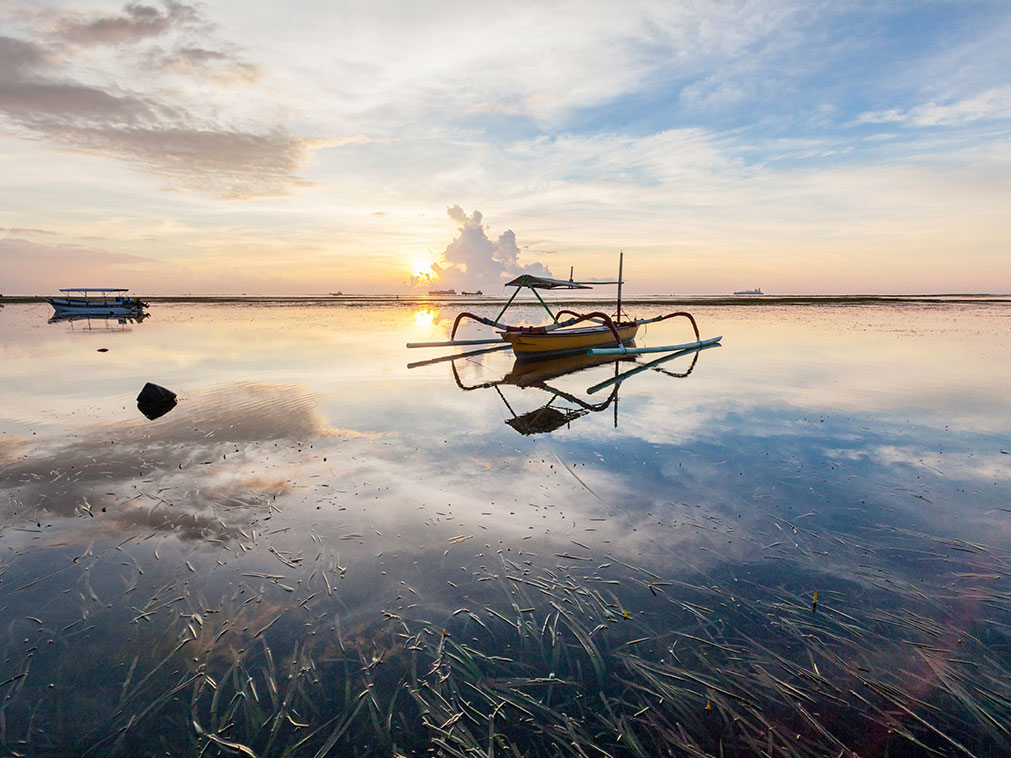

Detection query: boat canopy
xmin=503 ymin=275 xmax=593 ymax=290
xmin=59 ymin=288 xmax=130 ymax=293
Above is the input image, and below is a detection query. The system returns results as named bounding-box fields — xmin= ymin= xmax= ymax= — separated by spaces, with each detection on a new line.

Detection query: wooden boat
xmin=45 ymin=288 xmax=147 ymax=315
xmin=499 ymin=320 xmax=638 ymax=358
xmin=407 ymin=254 xmax=720 ymax=359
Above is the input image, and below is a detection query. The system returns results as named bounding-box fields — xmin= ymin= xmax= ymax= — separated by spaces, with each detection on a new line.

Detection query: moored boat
xmin=45 ymin=288 xmax=147 ymax=315
xmin=407 ymin=253 xmax=721 ymax=360
xmin=499 ymin=320 xmax=638 ymax=358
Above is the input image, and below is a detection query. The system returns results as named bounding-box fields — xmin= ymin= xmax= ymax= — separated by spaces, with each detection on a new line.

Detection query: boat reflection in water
xmin=412 ymin=340 xmax=719 ymax=434
xmin=47 ymin=310 xmax=149 ymax=329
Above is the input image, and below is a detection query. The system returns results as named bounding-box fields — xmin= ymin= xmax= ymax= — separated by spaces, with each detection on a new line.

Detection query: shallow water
xmin=1 ymin=300 xmax=1009 ymax=756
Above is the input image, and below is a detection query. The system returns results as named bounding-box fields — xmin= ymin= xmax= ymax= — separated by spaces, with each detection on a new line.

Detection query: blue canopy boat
xmin=45 ymin=288 xmax=148 ymax=315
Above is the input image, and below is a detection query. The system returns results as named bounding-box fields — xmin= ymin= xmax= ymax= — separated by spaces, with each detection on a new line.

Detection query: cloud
xmin=0 ymin=238 xmax=161 ymax=292
xmin=414 ymin=206 xmax=552 ymax=290
xmin=0 ymin=34 xmax=51 ymax=73
xmin=856 ymin=108 xmax=906 ymax=125
xmin=54 ymin=1 xmax=200 ymax=47
xmin=0 ymin=7 xmax=314 ymax=198
xmin=0 ymin=226 xmax=55 ymax=235
xmin=146 ymin=45 xmax=260 ymax=83
xmin=856 ymin=87 xmax=1011 ymax=128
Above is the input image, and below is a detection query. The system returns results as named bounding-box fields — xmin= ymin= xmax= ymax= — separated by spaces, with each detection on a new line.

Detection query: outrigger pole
xmin=588 ymin=335 xmax=722 ymax=357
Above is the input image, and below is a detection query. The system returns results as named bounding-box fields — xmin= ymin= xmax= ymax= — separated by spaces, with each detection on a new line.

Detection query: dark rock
xmin=137 ymin=382 xmax=177 ymax=420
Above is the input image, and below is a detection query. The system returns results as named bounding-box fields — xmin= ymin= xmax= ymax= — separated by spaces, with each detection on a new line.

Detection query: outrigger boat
xmin=45 ymin=288 xmax=147 ymax=315
xmin=407 ymin=254 xmax=721 ymax=360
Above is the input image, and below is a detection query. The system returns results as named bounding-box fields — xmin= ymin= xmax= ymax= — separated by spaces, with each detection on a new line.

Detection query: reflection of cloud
xmin=412 ymin=206 xmax=552 ymax=291
xmin=0 ymin=383 xmax=328 ymax=539
xmin=824 ymin=444 xmax=1011 ymax=482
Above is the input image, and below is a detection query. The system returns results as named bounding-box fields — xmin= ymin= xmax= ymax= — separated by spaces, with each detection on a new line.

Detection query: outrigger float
xmin=406 ymin=254 xmax=721 ymax=360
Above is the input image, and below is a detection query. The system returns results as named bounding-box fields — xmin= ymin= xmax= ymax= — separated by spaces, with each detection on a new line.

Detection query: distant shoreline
xmin=2 ymin=294 xmax=1009 ymax=307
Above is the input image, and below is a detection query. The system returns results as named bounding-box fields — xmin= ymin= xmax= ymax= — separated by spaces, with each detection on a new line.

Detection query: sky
xmin=0 ymin=0 xmax=1009 ymax=295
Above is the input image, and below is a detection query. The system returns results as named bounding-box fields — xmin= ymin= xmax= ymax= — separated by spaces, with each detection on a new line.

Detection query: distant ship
xmin=733 ymin=288 xmax=763 ymax=295
xmin=461 ymin=290 xmax=483 ymax=295
xmin=329 ymin=291 xmax=343 ymax=296
xmin=428 ymin=289 xmax=456 ymax=295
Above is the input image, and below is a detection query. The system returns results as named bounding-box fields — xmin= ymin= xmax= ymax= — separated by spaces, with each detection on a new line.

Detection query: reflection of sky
xmin=1 ymin=301 xmax=1010 ymax=753
xmin=2 ymin=301 xmax=1009 ymax=560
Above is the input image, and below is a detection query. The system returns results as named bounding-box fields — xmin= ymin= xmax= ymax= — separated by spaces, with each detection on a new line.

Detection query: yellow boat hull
xmin=500 ymin=323 xmax=639 ymax=358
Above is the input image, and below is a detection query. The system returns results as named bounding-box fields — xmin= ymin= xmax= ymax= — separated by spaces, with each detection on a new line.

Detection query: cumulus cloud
xmin=0 ymin=5 xmax=313 ymax=197
xmin=414 ymin=206 xmax=552 ymax=291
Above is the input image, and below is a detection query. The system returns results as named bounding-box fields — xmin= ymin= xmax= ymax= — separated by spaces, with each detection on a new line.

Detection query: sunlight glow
xmin=413 ymin=309 xmax=436 ymax=328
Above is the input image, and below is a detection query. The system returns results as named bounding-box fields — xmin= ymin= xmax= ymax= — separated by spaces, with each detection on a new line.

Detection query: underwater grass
xmin=4 ymin=531 xmax=1008 ymax=757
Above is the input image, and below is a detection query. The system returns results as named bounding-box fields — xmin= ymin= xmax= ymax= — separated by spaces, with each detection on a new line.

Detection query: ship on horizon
xmin=733 ymin=287 xmax=763 ymax=295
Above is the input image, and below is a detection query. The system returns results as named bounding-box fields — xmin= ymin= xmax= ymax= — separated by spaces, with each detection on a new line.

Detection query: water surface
xmin=1 ymin=300 xmax=1009 ymax=756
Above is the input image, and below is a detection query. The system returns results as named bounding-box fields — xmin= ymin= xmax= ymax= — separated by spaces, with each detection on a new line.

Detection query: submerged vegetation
xmin=1 ymin=520 xmax=1009 ymax=756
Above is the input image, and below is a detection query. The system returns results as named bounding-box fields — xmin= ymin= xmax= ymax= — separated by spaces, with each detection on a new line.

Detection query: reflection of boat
xmin=429 ymin=289 xmax=457 ymax=295
xmin=734 ymin=288 xmax=762 ymax=295
xmin=48 ymin=311 xmax=148 ymax=329
xmin=409 ymin=254 xmax=720 ymax=360
xmin=411 ymin=338 xmax=718 ymax=435
xmin=45 ymin=288 xmax=148 ymax=315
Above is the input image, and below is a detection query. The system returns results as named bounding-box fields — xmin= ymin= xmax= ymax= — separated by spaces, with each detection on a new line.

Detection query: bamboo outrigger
xmin=406 ymin=253 xmax=721 ymax=359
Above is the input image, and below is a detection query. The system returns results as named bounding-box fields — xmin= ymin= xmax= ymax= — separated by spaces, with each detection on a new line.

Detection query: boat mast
xmin=616 ymin=251 xmax=624 ymax=322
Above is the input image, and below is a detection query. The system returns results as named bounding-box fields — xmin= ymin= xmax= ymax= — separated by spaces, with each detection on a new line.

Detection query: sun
xmin=409 ymin=253 xmax=437 ymax=282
